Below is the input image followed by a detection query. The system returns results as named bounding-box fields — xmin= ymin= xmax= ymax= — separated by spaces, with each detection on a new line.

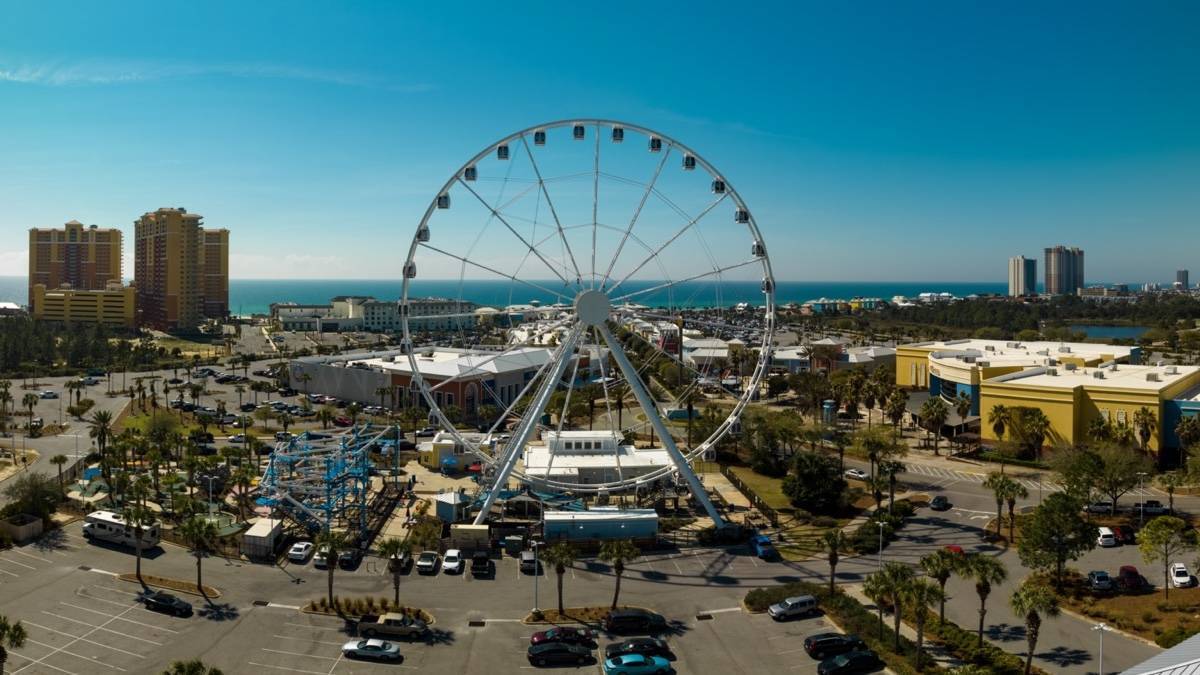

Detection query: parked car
xmin=768 ymin=595 xmax=818 ymax=621
xmin=333 ymin=416 xmax=353 ymax=427
xmin=415 ymin=426 xmax=439 ymax=438
xmin=341 ymin=638 xmax=401 ymax=662
xmin=141 ymin=590 xmax=193 ymax=617
xmin=190 ymin=431 xmax=215 ymax=443
xmin=530 ymin=626 xmax=596 ymax=646
xmin=1085 ymin=501 xmax=1115 ymax=514
xmin=228 ymin=434 xmax=247 ymax=444
xmin=843 ymin=468 xmax=868 ymax=481
xmin=930 ymin=496 xmax=951 ymax=511
xmin=1117 ymin=565 xmax=1149 ymax=592
xmin=252 ymin=369 xmax=272 ymax=377
xmin=1172 ymin=562 xmax=1194 ymax=588
xmin=1097 ymin=527 xmax=1118 ymax=548
xmin=443 ymin=549 xmax=464 ymax=574
xmin=1133 ymin=500 xmax=1168 ymax=516
xmin=818 ymin=649 xmax=883 ymax=674
xmin=520 ymin=549 xmax=539 ymax=574
xmin=314 ymin=544 xmax=331 ymax=568
xmin=604 ymin=609 xmax=667 ymax=634
xmin=1114 ymin=525 xmax=1136 ymax=545
xmin=339 ymin=548 xmax=363 ymax=569
xmin=38 ymin=390 xmax=58 ymax=399
xmin=527 ymin=642 xmax=592 ymax=668
xmin=604 ymin=638 xmax=672 ymax=660
xmin=275 ymin=431 xmax=293 ymax=441
xmin=752 ymin=534 xmax=779 ymax=560
xmin=416 ymin=551 xmax=439 ymax=574
xmin=354 ymin=612 xmax=428 ymax=639
xmin=288 ymin=541 xmax=314 ymax=562
xmin=471 ymin=550 xmax=492 ymax=578
xmin=602 ymin=653 xmax=671 ymax=675
xmin=804 ymin=633 xmax=866 ymax=660
xmin=1087 ymin=570 xmax=1113 ymax=592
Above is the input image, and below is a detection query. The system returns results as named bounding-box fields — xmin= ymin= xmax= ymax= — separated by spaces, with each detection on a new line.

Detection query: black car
xmin=339 ymin=549 xmax=363 ymax=569
xmin=415 ymin=426 xmax=439 ymax=438
xmin=396 ymin=439 xmax=417 ymax=451
xmin=930 ymin=496 xmax=951 ymax=511
xmin=239 ymin=402 xmax=256 ymax=412
xmin=527 ymin=642 xmax=591 ymax=667
xmin=470 ymin=550 xmax=492 ymax=578
xmin=804 ymin=633 xmax=866 ymax=660
xmin=818 ymin=649 xmax=882 ymax=675
xmin=604 ymin=609 xmax=667 ymax=634
xmin=604 ymin=637 xmax=671 ymax=660
xmin=142 ymin=591 xmax=192 ymax=617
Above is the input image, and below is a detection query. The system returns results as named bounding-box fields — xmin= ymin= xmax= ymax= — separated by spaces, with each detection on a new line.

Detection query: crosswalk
xmin=901 ymin=462 xmax=1159 ymax=497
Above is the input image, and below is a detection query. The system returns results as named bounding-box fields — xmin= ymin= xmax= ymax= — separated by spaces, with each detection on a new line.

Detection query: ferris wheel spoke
xmin=425 ymin=319 xmax=572 ymax=394
xmin=600 ymin=147 xmax=671 ymax=293
xmin=606 ymin=193 xmax=728 ymax=296
xmin=609 ymin=257 xmax=762 ymax=305
xmin=417 ymin=242 xmax=573 ymax=304
xmin=455 ymin=177 xmax=574 ymax=288
xmin=591 ymin=123 xmax=600 ymax=290
xmin=519 ymin=134 xmax=584 ymax=285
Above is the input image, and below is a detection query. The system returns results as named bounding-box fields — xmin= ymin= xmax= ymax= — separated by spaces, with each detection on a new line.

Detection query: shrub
xmin=812 ymin=515 xmax=838 ymax=528
xmin=792 ymin=509 xmax=813 ymax=524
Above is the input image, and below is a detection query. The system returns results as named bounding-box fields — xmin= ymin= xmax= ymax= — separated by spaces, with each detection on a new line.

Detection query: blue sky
xmin=1 ymin=1 xmax=1197 ymax=283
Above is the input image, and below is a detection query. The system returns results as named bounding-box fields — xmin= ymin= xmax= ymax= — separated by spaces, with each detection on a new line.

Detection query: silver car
xmin=767 ymin=595 xmax=818 ymax=620
xmin=341 ymin=638 xmax=401 ymax=661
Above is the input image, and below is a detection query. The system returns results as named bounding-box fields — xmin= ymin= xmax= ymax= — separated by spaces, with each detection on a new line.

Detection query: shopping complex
xmin=897 ymin=338 xmax=1200 ymax=455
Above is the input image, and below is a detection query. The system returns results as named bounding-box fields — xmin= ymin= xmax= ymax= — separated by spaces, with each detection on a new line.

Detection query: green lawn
xmin=727 ymin=465 xmax=792 ymax=511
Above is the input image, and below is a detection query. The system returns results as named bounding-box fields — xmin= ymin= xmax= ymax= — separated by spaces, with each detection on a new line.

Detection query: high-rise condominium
xmin=27 ymin=220 xmax=122 ymax=305
xmin=1008 ymin=256 xmax=1037 ymax=296
xmin=1044 ymin=245 xmax=1085 ymax=296
xmin=1177 ymin=270 xmax=1190 ymax=290
xmin=134 ymin=207 xmax=229 ymax=331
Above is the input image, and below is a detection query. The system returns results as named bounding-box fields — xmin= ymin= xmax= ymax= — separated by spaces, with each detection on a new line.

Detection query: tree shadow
xmin=1036 ymin=645 xmax=1091 ymax=667
xmin=985 ymin=622 xmax=1026 ymax=643
xmin=33 ymin=528 xmax=72 ymax=552
xmin=421 ymin=628 xmax=457 ymax=646
xmin=198 ymin=601 xmax=240 ymax=621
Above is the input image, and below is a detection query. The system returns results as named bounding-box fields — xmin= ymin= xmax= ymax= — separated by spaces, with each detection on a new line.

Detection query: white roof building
xmin=523 ymin=430 xmax=674 ymax=486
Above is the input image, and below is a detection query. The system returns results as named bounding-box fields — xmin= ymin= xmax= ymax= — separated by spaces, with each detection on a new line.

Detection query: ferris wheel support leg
xmin=598 ymin=324 xmax=726 ymax=529
xmin=471 ymin=325 xmax=584 ymax=526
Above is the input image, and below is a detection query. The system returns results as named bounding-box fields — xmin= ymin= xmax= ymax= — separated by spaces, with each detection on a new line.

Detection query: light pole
xmin=1137 ymin=472 xmax=1149 ymax=525
xmin=1093 ymin=622 xmax=1111 ymax=675
xmin=532 ymin=541 xmax=540 ymax=613
xmin=207 ymin=475 xmax=216 ymax=515
xmin=876 ymin=521 xmax=886 ymax=571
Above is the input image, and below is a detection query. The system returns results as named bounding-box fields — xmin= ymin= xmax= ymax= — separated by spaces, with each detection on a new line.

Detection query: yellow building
xmin=980 ymin=363 xmax=1200 ymax=454
xmin=30 ymin=282 xmax=136 ymax=329
xmin=28 ymin=220 xmax=123 ymax=306
xmin=134 ymin=207 xmax=229 ymax=331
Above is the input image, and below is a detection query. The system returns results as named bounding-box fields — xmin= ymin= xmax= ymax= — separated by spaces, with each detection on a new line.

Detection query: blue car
xmin=752 ymin=534 xmax=779 ymax=560
xmin=602 ymin=653 xmax=671 ymax=675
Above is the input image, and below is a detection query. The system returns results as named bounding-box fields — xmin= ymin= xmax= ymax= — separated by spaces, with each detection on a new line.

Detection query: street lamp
xmin=1137 ymin=472 xmax=1149 ymax=525
xmin=532 ymin=541 xmax=540 ymax=613
xmin=875 ymin=521 xmax=887 ymax=571
xmin=1093 ymin=622 xmax=1111 ymax=675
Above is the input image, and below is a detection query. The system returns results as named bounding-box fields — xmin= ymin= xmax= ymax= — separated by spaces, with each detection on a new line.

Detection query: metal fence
xmin=718 ymin=464 xmax=780 ymax=527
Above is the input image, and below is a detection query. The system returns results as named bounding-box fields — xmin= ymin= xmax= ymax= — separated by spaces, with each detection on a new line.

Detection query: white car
xmin=844 ymin=468 xmax=869 ymax=481
xmin=416 ymin=551 xmax=439 ymax=574
xmin=1172 ymin=563 xmax=1194 ymax=588
xmin=314 ymin=544 xmax=331 ymax=569
xmin=288 ymin=541 xmax=314 ymax=562
xmin=341 ymin=638 xmax=401 ymax=661
xmin=443 ymin=549 xmax=463 ymax=574
xmin=38 ymin=390 xmax=58 ymax=399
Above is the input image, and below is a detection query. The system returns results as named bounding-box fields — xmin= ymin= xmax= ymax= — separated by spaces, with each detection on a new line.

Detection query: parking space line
xmin=42 ymin=612 xmax=164 ymax=646
xmin=6 ymin=650 xmax=80 ymax=675
xmin=17 ymin=637 xmax=128 ymax=673
xmin=326 ymin=652 xmax=345 ymax=674
xmin=23 ymin=622 xmax=145 ymax=658
xmin=0 ymin=555 xmax=37 ymax=570
xmin=274 ymin=634 xmax=345 ymax=647
xmin=10 ymin=548 xmax=54 ymax=563
xmin=248 ymin=662 xmax=329 ymax=675
xmin=74 ymin=594 xmax=136 ymax=610
xmin=59 ymin=602 xmax=180 ymax=633
xmin=672 ymin=559 xmax=684 ymax=576
xmin=262 ymin=648 xmax=339 ymax=661
xmin=0 ymin=565 xmax=20 ymax=577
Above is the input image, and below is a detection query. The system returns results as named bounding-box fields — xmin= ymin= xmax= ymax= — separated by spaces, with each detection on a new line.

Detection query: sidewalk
xmin=842 ymin=583 xmax=964 ymax=671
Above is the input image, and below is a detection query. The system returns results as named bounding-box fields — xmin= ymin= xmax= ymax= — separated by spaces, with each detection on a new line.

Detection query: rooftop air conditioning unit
xmin=1047 ymin=367 xmax=1058 ymax=376
xmin=1167 ymin=366 xmax=1179 ymax=375
xmin=1147 ymin=373 xmax=1161 ymax=382
xmin=1093 ymin=371 xmax=1105 ymax=379
xmin=1065 ymin=363 xmax=1077 ymax=371
xmin=985 ymin=345 xmax=996 ymax=351
xmin=1059 ymin=346 xmax=1072 ymax=353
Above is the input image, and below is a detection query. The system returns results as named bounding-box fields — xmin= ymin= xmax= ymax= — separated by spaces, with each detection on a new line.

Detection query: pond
xmin=1071 ymin=324 xmax=1152 ymax=340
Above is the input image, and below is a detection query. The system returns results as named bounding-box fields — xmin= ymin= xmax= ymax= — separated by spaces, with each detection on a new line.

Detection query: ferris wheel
xmin=400 ymin=120 xmax=775 ymax=527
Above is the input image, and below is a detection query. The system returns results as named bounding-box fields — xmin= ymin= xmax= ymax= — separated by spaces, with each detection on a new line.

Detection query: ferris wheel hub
xmin=574 ymin=289 xmax=612 ymax=326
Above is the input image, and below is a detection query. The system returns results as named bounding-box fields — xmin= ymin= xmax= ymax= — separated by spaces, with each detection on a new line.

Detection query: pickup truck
xmin=353 ymin=612 xmax=428 ymax=639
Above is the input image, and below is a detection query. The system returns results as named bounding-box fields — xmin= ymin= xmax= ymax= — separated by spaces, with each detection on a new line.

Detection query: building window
xmin=1117 ymin=409 xmax=1126 ymax=424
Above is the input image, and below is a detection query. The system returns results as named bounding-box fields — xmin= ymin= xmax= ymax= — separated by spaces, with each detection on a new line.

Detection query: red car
xmin=529 ymin=626 xmax=596 ymax=646
xmin=333 ymin=416 xmax=353 ymax=427
xmin=943 ymin=545 xmax=965 ymax=556
xmin=1117 ymin=565 xmax=1149 ymax=592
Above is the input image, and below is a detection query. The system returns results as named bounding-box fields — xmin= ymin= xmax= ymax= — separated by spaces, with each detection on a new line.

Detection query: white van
xmin=1097 ymin=527 xmax=1118 ymax=548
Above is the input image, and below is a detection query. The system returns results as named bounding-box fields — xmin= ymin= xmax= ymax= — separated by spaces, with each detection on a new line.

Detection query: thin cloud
xmin=0 ymin=59 xmax=433 ymax=92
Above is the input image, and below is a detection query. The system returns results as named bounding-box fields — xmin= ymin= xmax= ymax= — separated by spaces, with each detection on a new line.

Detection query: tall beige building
xmin=27 ymin=220 xmax=123 ymax=305
xmin=134 ymin=207 xmax=229 ymax=332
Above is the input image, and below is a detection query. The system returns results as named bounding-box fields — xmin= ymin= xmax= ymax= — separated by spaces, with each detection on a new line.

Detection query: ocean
xmin=0 ymin=276 xmax=1008 ymax=315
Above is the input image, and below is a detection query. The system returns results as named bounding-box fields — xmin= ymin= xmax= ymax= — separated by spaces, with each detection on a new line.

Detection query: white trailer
xmin=82 ymin=510 xmax=160 ymax=549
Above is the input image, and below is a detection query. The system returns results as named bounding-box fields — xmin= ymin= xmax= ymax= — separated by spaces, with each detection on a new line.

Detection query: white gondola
xmin=611 ymin=127 xmax=624 ymax=142
xmin=436 ymin=194 xmax=450 ymax=209
xmin=534 ymin=130 xmax=546 ymax=145
xmin=735 ymin=209 xmax=750 ymax=223
xmin=751 ymin=240 xmax=765 ymax=257
xmin=682 ymin=155 xmax=697 ymax=171
xmin=572 ymin=124 xmax=585 ymax=140
xmin=497 ymin=144 xmax=509 ymax=160
xmin=463 ymin=166 xmax=477 ymax=181
xmin=711 ymin=179 xmax=726 ymax=194
xmin=403 ymin=261 xmax=417 ymax=279
xmin=416 ymin=225 xmax=430 ymax=243
xmin=648 ymin=137 xmax=662 ymax=152
xmin=761 ymin=278 xmax=774 ymax=293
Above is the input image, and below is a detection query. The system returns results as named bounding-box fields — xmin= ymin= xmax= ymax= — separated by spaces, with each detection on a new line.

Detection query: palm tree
xmin=278 ymin=412 xmax=293 ymax=434
xmin=318 ymin=406 xmax=335 ymax=429
xmin=162 ymin=659 xmax=225 ymax=675
xmin=123 ymin=503 xmax=155 ymax=585
xmin=862 ymin=570 xmax=890 ymax=641
xmin=879 ymin=459 xmax=905 ymax=512
xmin=541 ymin=542 xmax=577 ymax=614
xmin=21 ymin=393 xmax=37 ymax=426
xmin=920 ymin=396 xmax=949 ymax=455
xmin=1018 ymin=408 xmax=1052 ymax=460
xmin=1010 ymin=579 xmax=1059 ymax=675
xmin=377 ymin=538 xmax=412 ymax=606
xmin=598 ymin=540 xmax=640 ymax=609
xmin=988 ymin=404 xmax=1010 ymax=442
xmin=298 ymin=372 xmax=312 ymax=394
xmin=821 ymin=530 xmax=846 ymax=594
xmin=178 ymin=516 xmax=219 ymax=602
xmin=375 ymin=386 xmax=392 ymax=411
xmin=955 ymin=392 xmax=972 ymax=427
xmin=316 ymin=531 xmax=345 ymax=609
xmin=965 ymin=554 xmax=1008 ymax=648
xmin=1133 ymin=406 xmax=1158 ymax=452
xmin=903 ymin=578 xmax=945 ymax=670
xmin=920 ymin=549 xmax=961 ymax=623
xmin=884 ymin=389 xmax=907 ymax=430
xmin=50 ymin=454 xmax=68 ymax=493
xmin=983 ymin=473 xmax=1016 ymax=539
xmin=1004 ymin=480 xmax=1029 ymax=542
xmin=876 ymin=562 xmax=914 ymax=650
xmin=90 ymin=409 xmax=114 ymax=462
xmin=0 ymin=614 xmax=28 ymax=675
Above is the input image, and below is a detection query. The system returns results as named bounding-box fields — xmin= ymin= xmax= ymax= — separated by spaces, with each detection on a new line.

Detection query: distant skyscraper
xmin=1008 ymin=256 xmax=1037 ymax=296
xmin=134 ymin=207 xmax=229 ymax=331
xmin=1044 ymin=245 xmax=1085 ymax=295
xmin=1177 ymin=270 xmax=1190 ymax=290
xmin=27 ymin=220 xmax=123 ymax=306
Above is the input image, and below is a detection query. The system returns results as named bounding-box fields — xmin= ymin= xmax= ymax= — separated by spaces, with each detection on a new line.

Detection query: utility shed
xmin=543 ymin=509 xmax=658 ymax=542
xmin=241 ymin=518 xmax=283 ymax=560
xmin=435 ymin=491 xmax=471 ymax=523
